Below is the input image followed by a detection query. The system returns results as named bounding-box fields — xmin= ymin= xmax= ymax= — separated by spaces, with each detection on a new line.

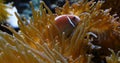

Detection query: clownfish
xmin=55 ymin=15 xmax=80 ymax=37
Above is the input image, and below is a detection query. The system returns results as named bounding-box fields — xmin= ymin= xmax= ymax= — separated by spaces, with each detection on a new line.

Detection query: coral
xmin=0 ymin=0 xmax=120 ymax=63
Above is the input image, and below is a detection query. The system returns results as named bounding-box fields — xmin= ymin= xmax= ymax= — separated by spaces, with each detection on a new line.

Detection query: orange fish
xmin=55 ymin=15 xmax=80 ymax=36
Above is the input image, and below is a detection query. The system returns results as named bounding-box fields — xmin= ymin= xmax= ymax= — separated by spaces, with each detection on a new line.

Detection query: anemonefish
xmin=55 ymin=15 xmax=80 ymax=37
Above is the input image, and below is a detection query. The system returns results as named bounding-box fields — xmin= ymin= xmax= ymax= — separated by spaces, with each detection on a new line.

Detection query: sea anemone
xmin=102 ymin=0 xmax=120 ymax=16
xmin=106 ymin=48 xmax=120 ymax=63
xmin=0 ymin=0 xmax=120 ymax=63
xmin=0 ymin=0 xmax=10 ymax=22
